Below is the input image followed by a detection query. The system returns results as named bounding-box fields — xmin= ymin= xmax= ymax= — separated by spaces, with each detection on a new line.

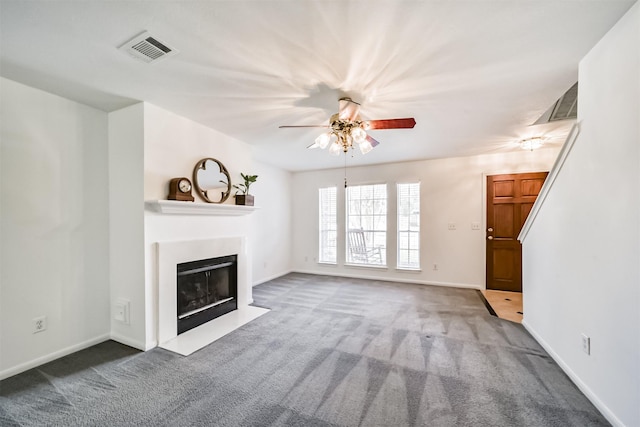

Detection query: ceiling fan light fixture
xmin=328 ymin=141 xmax=342 ymax=156
xmin=520 ymin=136 xmax=545 ymax=150
xmin=358 ymin=139 xmax=373 ymax=154
xmin=281 ymin=97 xmax=416 ymax=158
xmin=351 ymin=126 xmax=367 ymax=143
xmin=315 ymin=133 xmax=331 ymax=149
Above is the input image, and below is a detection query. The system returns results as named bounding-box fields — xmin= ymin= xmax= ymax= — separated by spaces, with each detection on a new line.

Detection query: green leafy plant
xmin=233 ymin=173 xmax=258 ymax=195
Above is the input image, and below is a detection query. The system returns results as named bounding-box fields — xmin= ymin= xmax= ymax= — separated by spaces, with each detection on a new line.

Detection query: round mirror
xmin=192 ymin=158 xmax=231 ymax=203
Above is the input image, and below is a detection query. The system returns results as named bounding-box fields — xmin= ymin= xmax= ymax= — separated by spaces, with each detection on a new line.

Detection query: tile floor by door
xmin=481 ymin=290 xmax=523 ymax=323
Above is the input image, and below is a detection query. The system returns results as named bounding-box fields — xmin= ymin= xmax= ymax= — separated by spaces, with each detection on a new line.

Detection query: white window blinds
xmin=318 ymin=187 xmax=337 ymax=264
xmin=397 ymin=182 xmax=420 ymax=269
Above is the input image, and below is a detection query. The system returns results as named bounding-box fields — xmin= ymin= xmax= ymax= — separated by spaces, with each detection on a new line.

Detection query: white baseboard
xmin=0 ymin=333 xmax=111 ymax=381
xmin=291 ymin=269 xmax=481 ymax=290
xmin=253 ymin=270 xmax=293 ymax=286
xmin=109 ymin=332 xmax=148 ymax=351
xmin=522 ymin=320 xmax=625 ymax=427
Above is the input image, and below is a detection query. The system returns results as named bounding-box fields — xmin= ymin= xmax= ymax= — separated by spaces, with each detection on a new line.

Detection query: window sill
xmin=344 ymin=263 xmax=388 ymax=270
xmin=317 ymin=261 xmax=337 ymax=266
xmin=395 ymin=268 xmax=422 ymax=273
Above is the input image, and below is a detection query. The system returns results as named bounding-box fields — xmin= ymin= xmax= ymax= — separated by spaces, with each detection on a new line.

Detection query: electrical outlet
xmin=114 ymin=299 xmax=130 ymax=325
xmin=33 ymin=316 xmax=47 ymax=333
xmin=581 ymin=333 xmax=590 ymax=355
xmin=448 ymin=223 xmax=456 ymax=230
xmin=433 ymin=264 xmax=438 ymax=271
xmin=471 ymin=222 xmax=481 ymax=230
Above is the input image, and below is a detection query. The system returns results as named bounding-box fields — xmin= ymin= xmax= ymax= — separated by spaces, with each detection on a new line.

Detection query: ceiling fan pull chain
xmin=344 ymin=155 xmax=348 ymax=188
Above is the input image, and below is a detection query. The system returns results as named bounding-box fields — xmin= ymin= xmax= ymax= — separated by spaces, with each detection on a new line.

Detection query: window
xmin=397 ymin=182 xmax=420 ymax=269
xmin=346 ymin=184 xmax=387 ymax=266
xmin=318 ymin=187 xmax=337 ymax=263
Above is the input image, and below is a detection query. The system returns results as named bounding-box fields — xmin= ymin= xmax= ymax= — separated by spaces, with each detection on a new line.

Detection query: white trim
xmin=110 ymin=332 xmax=149 ymax=351
xmin=145 ymin=200 xmax=259 ymax=216
xmin=0 ymin=334 xmax=111 ymax=380
xmin=252 ymin=270 xmax=292 ymax=286
xmin=522 ymin=320 xmax=624 ymax=427
xmin=292 ymin=269 xmax=481 ymax=290
xmin=519 ymin=122 xmax=581 ymax=242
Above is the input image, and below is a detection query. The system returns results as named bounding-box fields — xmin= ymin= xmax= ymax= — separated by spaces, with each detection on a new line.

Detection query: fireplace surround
xmin=156 ymin=237 xmax=267 ymax=355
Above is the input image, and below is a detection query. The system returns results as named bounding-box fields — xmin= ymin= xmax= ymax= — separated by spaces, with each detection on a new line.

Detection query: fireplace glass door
xmin=177 ymin=255 xmax=238 ymax=334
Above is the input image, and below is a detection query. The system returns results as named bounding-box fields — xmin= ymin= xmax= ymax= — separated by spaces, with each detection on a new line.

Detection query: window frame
xmin=345 ymin=183 xmax=388 ymax=267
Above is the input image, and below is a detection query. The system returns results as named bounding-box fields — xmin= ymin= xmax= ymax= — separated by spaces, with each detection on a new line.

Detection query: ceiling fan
xmin=279 ymin=97 xmax=416 ymax=156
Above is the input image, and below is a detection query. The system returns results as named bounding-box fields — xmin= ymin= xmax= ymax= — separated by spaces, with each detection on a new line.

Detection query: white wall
xmin=0 ymin=78 xmax=111 ymax=379
xmin=108 ymin=103 xmax=147 ymax=349
xmin=291 ymin=148 xmax=559 ymax=288
xmin=521 ymin=4 xmax=639 ymax=427
xmin=250 ymin=161 xmax=293 ymax=285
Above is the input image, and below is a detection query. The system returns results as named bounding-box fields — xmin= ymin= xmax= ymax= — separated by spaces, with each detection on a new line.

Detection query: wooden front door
xmin=486 ymin=172 xmax=548 ymax=292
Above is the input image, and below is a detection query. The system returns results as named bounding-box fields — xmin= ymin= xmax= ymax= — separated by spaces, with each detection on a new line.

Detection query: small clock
xmin=168 ymin=177 xmax=194 ymax=202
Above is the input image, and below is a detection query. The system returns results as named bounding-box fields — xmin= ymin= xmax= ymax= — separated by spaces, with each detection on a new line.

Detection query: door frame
xmin=481 ymin=169 xmax=550 ymax=290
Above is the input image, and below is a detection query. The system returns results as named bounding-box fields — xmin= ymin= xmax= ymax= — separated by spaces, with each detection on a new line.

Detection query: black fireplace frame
xmin=176 ymin=254 xmax=238 ymax=335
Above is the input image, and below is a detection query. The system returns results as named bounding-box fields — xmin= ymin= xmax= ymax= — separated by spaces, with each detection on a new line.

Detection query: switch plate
xmin=448 ymin=223 xmax=456 ymax=230
xmin=581 ymin=333 xmax=590 ymax=355
xmin=114 ymin=299 xmax=130 ymax=324
xmin=471 ymin=222 xmax=481 ymax=230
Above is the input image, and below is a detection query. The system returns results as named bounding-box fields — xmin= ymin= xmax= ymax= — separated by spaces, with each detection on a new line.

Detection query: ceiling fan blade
xmin=366 ymin=135 xmax=380 ymax=148
xmin=338 ymin=97 xmax=361 ymax=121
xmin=364 ymin=118 xmax=416 ymax=130
xmin=279 ymin=125 xmax=329 ymax=128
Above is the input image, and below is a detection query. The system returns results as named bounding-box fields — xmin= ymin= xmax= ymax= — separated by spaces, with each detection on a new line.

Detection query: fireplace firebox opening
xmin=177 ymin=254 xmax=238 ymax=334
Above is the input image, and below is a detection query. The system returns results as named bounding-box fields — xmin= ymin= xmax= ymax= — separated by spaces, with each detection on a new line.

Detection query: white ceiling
xmin=0 ymin=0 xmax=635 ymax=171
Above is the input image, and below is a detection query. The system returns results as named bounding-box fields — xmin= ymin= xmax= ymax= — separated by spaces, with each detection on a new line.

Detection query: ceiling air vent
xmin=119 ymin=31 xmax=178 ymax=64
xmin=533 ymin=82 xmax=578 ymax=125
xmin=549 ymin=82 xmax=578 ymax=121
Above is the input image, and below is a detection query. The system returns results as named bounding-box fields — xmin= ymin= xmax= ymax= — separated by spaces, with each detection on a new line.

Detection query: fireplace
xmin=157 ymin=237 xmax=267 ymax=355
xmin=177 ymin=255 xmax=238 ymax=334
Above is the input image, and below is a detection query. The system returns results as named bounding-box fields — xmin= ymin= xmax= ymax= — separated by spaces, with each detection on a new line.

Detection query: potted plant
xmin=233 ymin=173 xmax=258 ymax=206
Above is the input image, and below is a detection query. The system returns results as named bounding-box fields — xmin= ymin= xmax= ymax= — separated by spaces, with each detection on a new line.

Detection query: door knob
xmin=487 ymin=236 xmax=494 ymax=240
xmin=487 ymin=227 xmax=493 ymax=232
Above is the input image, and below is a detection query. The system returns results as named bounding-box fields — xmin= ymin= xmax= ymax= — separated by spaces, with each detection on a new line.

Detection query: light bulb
xmin=359 ymin=139 xmax=373 ymax=154
xmin=351 ymin=126 xmax=366 ymax=143
xmin=315 ymin=133 xmax=331 ymax=149
xmin=329 ymin=141 xmax=342 ymax=156
xmin=520 ymin=137 xmax=545 ymax=150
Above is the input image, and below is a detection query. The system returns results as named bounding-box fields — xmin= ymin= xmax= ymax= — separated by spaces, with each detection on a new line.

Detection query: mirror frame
xmin=192 ymin=157 xmax=231 ymax=204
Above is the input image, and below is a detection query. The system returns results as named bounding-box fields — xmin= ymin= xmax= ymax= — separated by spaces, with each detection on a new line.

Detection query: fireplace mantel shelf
xmin=146 ymin=200 xmax=258 ymax=216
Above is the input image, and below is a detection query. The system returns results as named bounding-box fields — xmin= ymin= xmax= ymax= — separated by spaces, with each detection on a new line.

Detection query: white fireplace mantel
xmin=146 ymin=200 xmax=258 ymax=216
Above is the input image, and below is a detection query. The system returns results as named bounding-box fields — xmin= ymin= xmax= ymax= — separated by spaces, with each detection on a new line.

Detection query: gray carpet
xmin=0 ymin=273 xmax=609 ymax=426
